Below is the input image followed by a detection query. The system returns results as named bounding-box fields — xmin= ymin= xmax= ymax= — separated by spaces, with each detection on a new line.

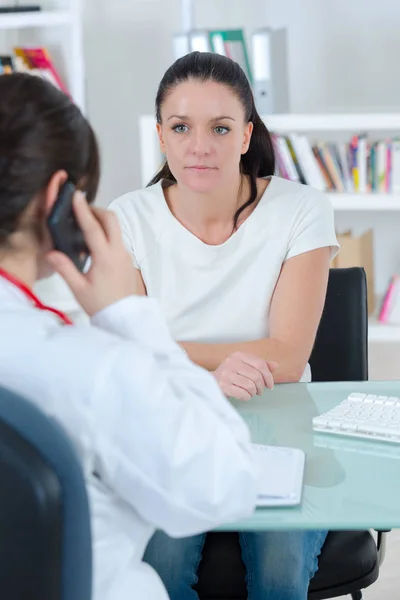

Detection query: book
xmin=0 ymin=48 xmax=69 ymax=97
xmin=0 ymin=55 xmax=13 ymax=74
xmin=285 ymin=136 xmax=307 ymax=184
xmin=289 ymin=133 xmax=325 ymax=191
xmin=273 ymin=134 xmax=299 ymax=182
xmin=251 ymin=28 xmax=290 ymax=114
xmin=208 ymin=29 xmax=252 ymax=83
xmin=392 ymin=140 xmax=400 ymax=194
xmin=378 ymin=275 xmax=400 ymax=325
xmin=15 ymin=47 xmax=69 ymax=95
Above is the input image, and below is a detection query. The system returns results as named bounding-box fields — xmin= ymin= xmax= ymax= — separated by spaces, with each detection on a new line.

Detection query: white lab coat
xmin=0 ymin=278 xmax=259 ymax=600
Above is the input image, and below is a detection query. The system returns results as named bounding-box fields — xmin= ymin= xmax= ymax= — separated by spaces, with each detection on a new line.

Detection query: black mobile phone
xmin=47 ymin=181 xmax=89 ymax=272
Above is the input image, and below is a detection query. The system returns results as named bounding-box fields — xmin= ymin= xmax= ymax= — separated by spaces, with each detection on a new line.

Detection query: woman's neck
xmin=170 ymin=173 xmax=248 ymax=226
xmin=165 ymin=176 xmax=268 ymax=245
xmin=0 ymin=251 xmax=38 ymax=289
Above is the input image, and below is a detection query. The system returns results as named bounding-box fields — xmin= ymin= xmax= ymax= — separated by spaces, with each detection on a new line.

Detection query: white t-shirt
xmin=109 ymin=176 xmax=339 ymax=381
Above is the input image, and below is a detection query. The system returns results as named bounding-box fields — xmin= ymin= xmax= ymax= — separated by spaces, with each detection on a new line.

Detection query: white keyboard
xmin=312 ymin=393 xmax=400 ymax=443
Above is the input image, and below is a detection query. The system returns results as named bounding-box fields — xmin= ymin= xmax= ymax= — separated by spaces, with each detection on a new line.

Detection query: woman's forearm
xmin=179 ymin=338 xmax=307 ymax=383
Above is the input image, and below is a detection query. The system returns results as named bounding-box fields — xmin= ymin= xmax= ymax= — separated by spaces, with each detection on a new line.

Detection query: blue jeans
xmin=143 ymin=529 xmax=328 ymax=600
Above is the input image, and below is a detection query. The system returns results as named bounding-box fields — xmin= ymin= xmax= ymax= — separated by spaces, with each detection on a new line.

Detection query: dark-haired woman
xmin=0 ymin=72 xmax=263 ymax=600
xmin=109 ymin=52 xmax=340 ymax=600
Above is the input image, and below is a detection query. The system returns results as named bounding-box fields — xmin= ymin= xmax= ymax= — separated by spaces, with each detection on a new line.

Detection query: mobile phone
xmin=47 ymin=180 xmax=89 ymax=272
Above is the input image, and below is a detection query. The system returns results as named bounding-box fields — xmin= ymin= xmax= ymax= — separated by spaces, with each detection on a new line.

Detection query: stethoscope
xmin=0 ymin=266 xmax=73 ymax=326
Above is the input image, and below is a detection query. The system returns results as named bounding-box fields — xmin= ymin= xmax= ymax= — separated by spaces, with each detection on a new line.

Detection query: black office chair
xmin=0 ymin=386 xmax=92 ymax=600
xmin=195 ymin=268 xmax=387 ymax=600
xmin=309 ymin=267 xmax=368 ymax=382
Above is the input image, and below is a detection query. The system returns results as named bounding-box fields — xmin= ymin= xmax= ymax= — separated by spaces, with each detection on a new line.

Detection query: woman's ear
xmin=241 ymin=122 xmax=254 ymax=155
xmin=156 ymin=122 xmax=166 ymax=153
xmin=44 ymin=170 xmax=69 ymax=216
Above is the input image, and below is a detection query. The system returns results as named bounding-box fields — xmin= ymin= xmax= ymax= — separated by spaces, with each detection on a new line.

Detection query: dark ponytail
xmin=0 ymin=73 xmax=100 ymax=246
xmin=148 ymin=51 xmax=275 ymax=228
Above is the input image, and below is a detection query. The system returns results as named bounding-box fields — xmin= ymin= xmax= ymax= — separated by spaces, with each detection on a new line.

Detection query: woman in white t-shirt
xmin=109 ymin=52 xmax=339 ymax=600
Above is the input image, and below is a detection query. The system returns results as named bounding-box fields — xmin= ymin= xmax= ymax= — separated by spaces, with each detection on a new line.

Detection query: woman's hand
xmin=212 ymin=351 xmax=278 ymax=401
xmin=46 ymin=192 xmax=138 ymax=316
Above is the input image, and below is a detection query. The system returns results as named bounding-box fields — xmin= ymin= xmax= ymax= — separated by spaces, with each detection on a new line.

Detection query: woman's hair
xmin=148 ymin=51 xmax=275 ymax=228
xmin=0 ymin=73 xmax=100 ymax=245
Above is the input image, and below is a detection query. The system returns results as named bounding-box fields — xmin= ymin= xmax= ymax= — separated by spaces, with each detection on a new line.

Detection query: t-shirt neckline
xmin=154 ymin=176 xmax=276 ymax=251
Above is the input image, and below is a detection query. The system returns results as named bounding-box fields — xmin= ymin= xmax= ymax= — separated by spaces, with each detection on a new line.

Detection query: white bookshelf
xmin=0 ymin=1 xmax=86 ymax=312
xmin=262 ymin=113 xmax=400 ymax=132
xmin=328 ymin=194 xmax=400 ymax=211
xmin=0 ymin=9 xmax=72 ymax=29
xmin=138 ymin=113 xmax=400 ymax=344
xmin=369 ymin=320 xmax=400 ymax=343
xmin=0 ymin=2 xmax=85 ymax=110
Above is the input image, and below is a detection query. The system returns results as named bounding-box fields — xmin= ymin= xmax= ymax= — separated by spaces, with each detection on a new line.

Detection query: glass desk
xmin=218 ymin=381 xmax=400 ymax=531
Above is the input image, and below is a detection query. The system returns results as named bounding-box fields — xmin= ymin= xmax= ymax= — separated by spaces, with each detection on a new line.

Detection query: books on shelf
xmin=173 ymin=28 xmax=252 ymax=82
xmin=209 ymin=30 xmax=252 ymax=83
xmin=378 ymin=275 xmax=400 ymax=325
xmin=0 ymin=47 xmax=68 ymax=95
xmin=273 ymin=132 xmax=400 ymax=194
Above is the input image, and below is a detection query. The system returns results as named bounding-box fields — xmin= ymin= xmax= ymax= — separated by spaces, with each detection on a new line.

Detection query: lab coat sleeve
xmin=90 ymin=296 xmax=259 ymax=537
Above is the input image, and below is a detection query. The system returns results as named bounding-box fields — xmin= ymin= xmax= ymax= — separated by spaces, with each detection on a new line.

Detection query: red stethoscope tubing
xmin=0 ymin=266 xmax=73 ymax=326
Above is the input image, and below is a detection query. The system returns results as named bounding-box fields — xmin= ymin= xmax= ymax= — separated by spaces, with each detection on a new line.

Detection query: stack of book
xmin=173 ymin=29 xmax=252 ymax=83
xmin=0 ymin=47 xmax=68 ymax=95
xmin=272 ymin=133 xmax=400 ymax=194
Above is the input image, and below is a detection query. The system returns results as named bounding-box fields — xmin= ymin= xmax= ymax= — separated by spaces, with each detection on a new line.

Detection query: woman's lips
xmin=186 ymin=165 xmax=216 ymax=171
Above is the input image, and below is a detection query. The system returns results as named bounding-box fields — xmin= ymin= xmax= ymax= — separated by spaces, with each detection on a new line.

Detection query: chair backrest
xmin=309 ymin=267 xmax=368 ymax=382
xmin=0 ymin=386 xmax=92 ymax=600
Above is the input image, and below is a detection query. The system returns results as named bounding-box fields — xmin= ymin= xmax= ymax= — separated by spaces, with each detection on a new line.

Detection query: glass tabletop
xmin=218 ymin=380 xmax=400 ymax=531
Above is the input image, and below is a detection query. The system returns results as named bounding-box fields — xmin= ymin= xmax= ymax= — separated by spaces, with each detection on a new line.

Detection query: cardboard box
xmin=332 ymin=230 xmax=375 ymax=315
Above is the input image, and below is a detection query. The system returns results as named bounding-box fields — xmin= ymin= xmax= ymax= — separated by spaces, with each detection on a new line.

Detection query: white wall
xmin=261 ymin=0 xmax=400 ymax=113
xmin=82 ymin=0 xmax=177 ymax=206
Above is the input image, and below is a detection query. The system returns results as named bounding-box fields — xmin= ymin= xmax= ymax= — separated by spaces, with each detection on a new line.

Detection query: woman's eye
xmin=214 ymin=126 xmax=229 ymax=135
xmin=173 ymin=124 xmax=188 ymax=133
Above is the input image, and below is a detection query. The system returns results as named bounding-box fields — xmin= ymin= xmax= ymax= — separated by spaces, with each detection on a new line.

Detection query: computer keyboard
xmin=312 ymin=393 xmax=400 ymax=443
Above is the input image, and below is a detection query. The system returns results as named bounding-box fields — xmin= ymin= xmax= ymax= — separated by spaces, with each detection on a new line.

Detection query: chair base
xmin=196 ymin=530 xmax=379 ymax=600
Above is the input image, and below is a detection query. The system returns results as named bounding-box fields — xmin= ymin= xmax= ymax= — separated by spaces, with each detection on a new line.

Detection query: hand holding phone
xmin=46 ymin=191 xmax=138 ymax=316
xmin=47 ymin=181 xmax=90 ymax=272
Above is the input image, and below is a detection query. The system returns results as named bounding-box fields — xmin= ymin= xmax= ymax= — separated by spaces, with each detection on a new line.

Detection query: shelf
xmin=369 ymin=319 xmax=400 ymax=343
xmin=368 ymin=294 xmax=400 ymax=343
xmin=263 ymin=113 xmax=400 ymax=132
xmin=0 ymin=10 xmax=73 ymax=29
xmin=328 ymin=194 xmax=400 ymax=211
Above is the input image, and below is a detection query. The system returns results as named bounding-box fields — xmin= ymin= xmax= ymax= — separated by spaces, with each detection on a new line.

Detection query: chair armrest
xmin=374 ymin=530 xmax=391 ymax=566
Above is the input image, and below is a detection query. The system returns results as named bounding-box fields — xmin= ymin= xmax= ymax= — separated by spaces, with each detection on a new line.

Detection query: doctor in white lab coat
xmin=0 ymin=73 xmax=274 ymax=599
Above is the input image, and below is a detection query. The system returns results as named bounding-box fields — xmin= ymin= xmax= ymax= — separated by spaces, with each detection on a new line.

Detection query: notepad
xmin=252 ymin=444 xmax=305 ymax=507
